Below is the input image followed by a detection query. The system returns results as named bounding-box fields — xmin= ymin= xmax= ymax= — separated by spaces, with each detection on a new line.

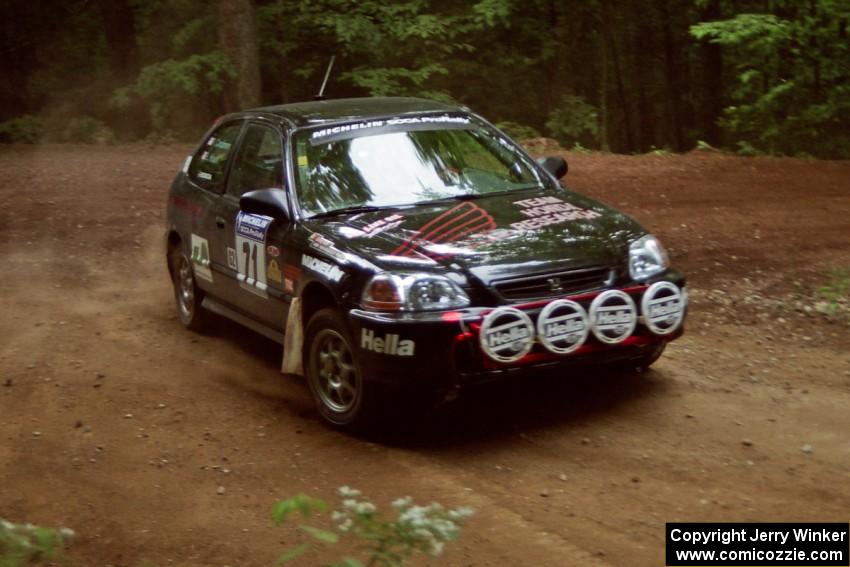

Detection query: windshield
xmin=293 ymin=118 xmax=547 ymax=217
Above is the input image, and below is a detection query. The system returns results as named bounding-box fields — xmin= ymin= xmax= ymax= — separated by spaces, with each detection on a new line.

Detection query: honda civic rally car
xmin=165 ymin=97 xmax=687 ymax=428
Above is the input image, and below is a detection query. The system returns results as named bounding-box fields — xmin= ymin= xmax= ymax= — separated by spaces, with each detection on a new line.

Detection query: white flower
xmin=342 ymin=498 xmax=359 ymax=511
xmin=448 ymin=506 xmax=475 ymax=520
xmin=428 ymin=540 xmax=445 ymax=556
xmin=354 ymin=502 xmax=376 ymax=515
xmin=338 ymin=518 xmax=353 ymax=533
xmin=337 ymin=486 xmax=362 ymax=498
xmin=59 ymin=527 xmax=75 ymax=539
xmin=331 ymin=510 xmax=347 ymax=522
xmin=399 ymin=505 xmax=428 ymax=527
xmin=391 ymin=496 xmax=412 ymax=510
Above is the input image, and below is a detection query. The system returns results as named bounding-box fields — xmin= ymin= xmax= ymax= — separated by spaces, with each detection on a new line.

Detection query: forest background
xmin=1 ymin=0 xmax=848 ymax=158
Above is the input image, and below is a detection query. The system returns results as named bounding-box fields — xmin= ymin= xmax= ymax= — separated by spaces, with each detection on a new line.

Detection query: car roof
xmin=229 ymin=97 xmax=468 ymax=128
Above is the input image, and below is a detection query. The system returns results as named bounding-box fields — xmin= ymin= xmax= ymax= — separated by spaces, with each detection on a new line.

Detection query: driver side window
xmin=227 ymin=124 xmax=283 ymax=197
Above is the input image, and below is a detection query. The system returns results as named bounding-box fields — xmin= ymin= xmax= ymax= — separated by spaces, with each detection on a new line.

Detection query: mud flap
xmin=281 ymin=297 xmax=304 ymax=376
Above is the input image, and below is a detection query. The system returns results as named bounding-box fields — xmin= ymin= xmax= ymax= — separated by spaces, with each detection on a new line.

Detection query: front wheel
xmin=305 ymin=308 xmax=381 ymax=429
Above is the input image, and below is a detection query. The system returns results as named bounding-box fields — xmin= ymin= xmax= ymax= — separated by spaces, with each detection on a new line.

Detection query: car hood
xmin=307 ymin=188 xmax=646 ymax=286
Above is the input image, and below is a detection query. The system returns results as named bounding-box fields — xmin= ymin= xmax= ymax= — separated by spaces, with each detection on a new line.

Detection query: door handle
xmin=215 ymin=216 xmax=226 ymax=229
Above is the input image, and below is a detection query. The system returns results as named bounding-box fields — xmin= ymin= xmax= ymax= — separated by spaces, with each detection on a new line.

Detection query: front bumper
xmin=348 ymin=274 xmax=687 ymax=391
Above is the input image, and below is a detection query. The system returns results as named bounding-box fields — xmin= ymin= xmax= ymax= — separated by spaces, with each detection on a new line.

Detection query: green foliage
xmin=0 ymin=113 xmax=115 ymax=144
xmin=690 ymin=3 xmax=850 ymax=158
xmin=58 ymin=117 xmax=116 ymax=144
xmin=0 ymin=115 xmax=44 ymax=143
xmin=495 ymin=121 xmax=541 ymax=141
xmin=0 ymin=518 xmax=74 ymax=566
xmin=121 ymin=52 xmax=235 ymax=139
xmin=258 ymin=0 xmax=492 ymax=102
xmin=274 ymin=486 xmax=474 ymax=566
xmin=545 ymin=94 xmax=599 ymax=148
xmin=816 ymin=267 xmax=850 ymax=316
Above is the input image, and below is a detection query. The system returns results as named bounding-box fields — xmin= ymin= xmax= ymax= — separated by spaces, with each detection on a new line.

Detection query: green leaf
xmin=278 ymin=542 xmax=310 ymax=564
xmin=299 ymin=524 xmax=339 ymax=544
xmin=272 ymin=494 xmax=328 ymax=523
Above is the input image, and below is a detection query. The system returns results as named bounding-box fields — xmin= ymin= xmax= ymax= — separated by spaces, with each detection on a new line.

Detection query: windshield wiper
xmin=429 ymin=185 xmax=541 ymax=203
xmin=308 ymin=204 xmax=402 ymax=219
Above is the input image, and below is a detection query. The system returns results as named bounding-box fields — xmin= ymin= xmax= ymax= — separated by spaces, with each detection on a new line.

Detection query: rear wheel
xmin=168 ymin=245 xmax=210 ymax=332
xmin=305 ymin=308 xmax=381 ymax=429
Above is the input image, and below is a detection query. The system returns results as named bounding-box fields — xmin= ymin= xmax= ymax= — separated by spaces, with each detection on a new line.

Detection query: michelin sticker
xmin=190 ymin=234 xmax=213 ymax=283
xmin=235 ymin=211 xmax=273 ymax=297
xmin=301 ymin=254 xmax=344 ymax=283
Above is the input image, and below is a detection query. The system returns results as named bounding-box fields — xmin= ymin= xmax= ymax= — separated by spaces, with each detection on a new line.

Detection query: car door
xmin=211 ymin=120 xmax=291 ymax=330
xmin=182 ymin=120 xmax=245 ymax=295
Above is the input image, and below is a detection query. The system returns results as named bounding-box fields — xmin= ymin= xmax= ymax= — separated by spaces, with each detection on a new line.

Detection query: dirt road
xmin=1 ymin=145 xmax=848 ymax=566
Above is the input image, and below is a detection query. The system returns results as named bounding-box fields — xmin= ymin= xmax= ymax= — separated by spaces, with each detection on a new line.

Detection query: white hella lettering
xmin=486 ymin=324 xmax=530 ymax=347
xmin=597 ymin=311 xmax=633 ymax=325
xmin=544 ymin=318 xmax=584 ymax=337
xmin=361 ymin=329 xmax=415 ymax=356
xmin=649 ymin=301 xmax=680 ymax=318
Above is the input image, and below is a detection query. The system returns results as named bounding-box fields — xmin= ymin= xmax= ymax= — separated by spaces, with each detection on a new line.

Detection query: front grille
xmin=493 ymin=266 xmax=613 ymax=301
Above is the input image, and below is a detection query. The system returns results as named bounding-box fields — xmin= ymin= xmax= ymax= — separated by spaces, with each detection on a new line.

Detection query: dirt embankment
xmin=1 ymin=145 xmax=848 ymax=566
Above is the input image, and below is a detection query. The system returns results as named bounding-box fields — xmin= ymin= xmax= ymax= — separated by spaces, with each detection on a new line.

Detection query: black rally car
xmin=165 ymin=97 xmax=687 ymax=428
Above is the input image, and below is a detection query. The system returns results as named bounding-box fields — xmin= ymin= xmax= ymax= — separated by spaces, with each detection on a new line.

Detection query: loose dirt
xmin=1 ymin=144 xmax=848 ymax=566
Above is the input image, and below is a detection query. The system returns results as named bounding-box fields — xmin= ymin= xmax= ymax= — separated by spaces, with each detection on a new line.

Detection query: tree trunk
xmin=96 ymin=0 xmax=139 ymax=81
xmin=217 ymin=0 xmax=262 ymax=110
xmin=599 ymin=27 xmax=610 ymax=152
xmin=660 ymin=0 xmax=685 ymax=151
xmin=698 ymin=0 xmax=723 ymax=145
xmin=602 ymin=0 xmax=634 ymax=152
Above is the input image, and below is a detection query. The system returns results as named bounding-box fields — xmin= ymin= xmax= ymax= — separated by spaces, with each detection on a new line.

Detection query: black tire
xmin=168 ymin=244 xmax=211 ymax=332
xmin=304 ymin=308 xmax=382 ymax=429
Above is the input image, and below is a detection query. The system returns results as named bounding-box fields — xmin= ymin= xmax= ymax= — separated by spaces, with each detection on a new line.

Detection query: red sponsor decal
xmin=169 ymin=195 xmax=202 ymax=218
xmin=282 ymin=264 xmax=302 ymax=281
xmin=391 ymin=202 xmax=496 ymax=258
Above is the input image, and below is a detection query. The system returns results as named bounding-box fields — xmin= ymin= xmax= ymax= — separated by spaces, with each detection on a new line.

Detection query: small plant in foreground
xmin=273 ymin=487 xmax=474 ymax=566
xmin=0 ymin=518 xmax=74 ymax=566
xmin=816 ymin=267 xmax=850 ymax=316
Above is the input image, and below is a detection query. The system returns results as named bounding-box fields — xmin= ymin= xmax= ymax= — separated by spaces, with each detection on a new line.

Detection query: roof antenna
xmin=314 ymin=56 xmax=336 ymax=101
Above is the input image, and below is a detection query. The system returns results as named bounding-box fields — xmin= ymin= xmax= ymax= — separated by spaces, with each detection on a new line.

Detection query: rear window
xmin=188 ymin=122 xmax=243 ymax=192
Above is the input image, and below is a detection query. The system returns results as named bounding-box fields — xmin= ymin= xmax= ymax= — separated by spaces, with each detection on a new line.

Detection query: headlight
xmin=629 ymin=234 xmax=670 ymax=281
xmin=362 ymin=273 xmax=470 ymax=312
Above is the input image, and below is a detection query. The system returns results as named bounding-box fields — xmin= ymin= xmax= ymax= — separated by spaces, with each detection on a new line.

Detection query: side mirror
xmin=240 ymin=188 xmax=290 ymax=221
xmin=538 ymin=156 xmax=568 ymax=179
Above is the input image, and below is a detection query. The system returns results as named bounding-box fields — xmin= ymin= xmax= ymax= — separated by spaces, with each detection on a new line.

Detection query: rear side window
xmin=226 ymin=123 xmax=283 ymax=197
xmin=188 ymin=122 xmax=243 ymax=192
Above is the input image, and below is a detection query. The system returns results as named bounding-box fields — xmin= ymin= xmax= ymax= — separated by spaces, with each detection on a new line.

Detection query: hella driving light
xmin=362 ymin=273 xmax=470 ymax=312
xmin=629 ymin=234 xmax=670 ymax=281
xmin=641 ymin=281 xmax=686 ymax=335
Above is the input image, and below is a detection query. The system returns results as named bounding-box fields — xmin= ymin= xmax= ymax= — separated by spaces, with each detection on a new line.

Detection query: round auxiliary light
xmin=479 ymin=307 xmax=535 ymax=363
xmin=589 ymin=290 xmax=637 ymax=344
xmin=536 ymin=300 xmax=590 ymax=355
xmin=641 ymin=281 xmax=686 ymax=335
